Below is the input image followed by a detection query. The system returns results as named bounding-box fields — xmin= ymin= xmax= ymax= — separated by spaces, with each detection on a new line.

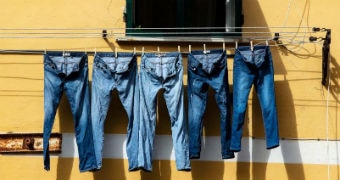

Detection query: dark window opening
xmin=125 ymin=0 xmax=243 ymax=37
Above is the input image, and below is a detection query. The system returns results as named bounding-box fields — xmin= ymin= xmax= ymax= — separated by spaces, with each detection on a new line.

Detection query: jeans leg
xmin=138 ymin=69 xmax=160 ymax=172
xmin=255 ymin=57 xmax=280 ymax=149
xmin=187 ymin=72 xmax=208 ymax=159
xmin=163 ymin=68 xmax=191 ymax=171
xmin=91 ymin=67 xmax=113 ymax=170
xmin=64 ymin=66 xmax=97 ymax=172
xmin=231 ymin=58 xmax=255 ymax=152
xmin=116 ymin=62 xmax=140 ymax=171
xmin=213 ymin=86 xmax=234 ymax=159
xmin=43 ymin=69 xmax=63 ymax=171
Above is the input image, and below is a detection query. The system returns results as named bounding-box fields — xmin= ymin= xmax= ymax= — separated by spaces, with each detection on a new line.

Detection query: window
xmin=124 ymin=0 xmax=243 ymax=37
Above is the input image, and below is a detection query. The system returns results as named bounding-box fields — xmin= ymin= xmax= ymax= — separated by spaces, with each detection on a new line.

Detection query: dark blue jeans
xmin=91 ymin=52 xmax=139 ymax=171
xmin=43 ymin=52 xmax=97 ymax=172
xmin=231 ymin=46 xmax=280 ymax=152
xmin=138 ymin=52 xmax=191 ymax=171
xmin=187 ymin=49 xmax=234 ymax=159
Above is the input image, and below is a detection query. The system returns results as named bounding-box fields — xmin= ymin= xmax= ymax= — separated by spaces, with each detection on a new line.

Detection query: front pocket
xmin=253 ymin=49 xmax=266 ymax=68
xmin=189 ymin=56 xmax=200 ymax=71
xmin=115 ymin=59 xmax=132 ymax=73
xmin=162 ymin=62 xmax=181 ymax=79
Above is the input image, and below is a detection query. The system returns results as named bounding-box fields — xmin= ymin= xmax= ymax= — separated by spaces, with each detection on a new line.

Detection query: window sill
xmin=115 ymin=36 xmax=243 ymax=43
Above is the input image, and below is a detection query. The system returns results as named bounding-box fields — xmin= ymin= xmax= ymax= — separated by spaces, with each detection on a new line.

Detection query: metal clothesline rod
xmin=0 ymin=32 xmax=322 ymax=39
xmin=0 ymin=33 xmax=320 ymax=39
xmin=0 ymin=31 xmax=317 ymax=35
xmin=0 ymin=26 xmax=325 ymax=39
xmin=0 ymin=35 xmax=315 ymax=38
xmin=0 ymin=40 xmax=323 ymax=56
xmin=0 ymin=26 xmax=316 ymax=31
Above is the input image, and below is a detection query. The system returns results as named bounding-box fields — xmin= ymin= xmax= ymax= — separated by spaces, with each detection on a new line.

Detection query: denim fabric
xmin=138 ymin=52 xmax=191 ymax=171
xmin=231 ymin=46 xmax=280 ymax=152
xmin=187 ymin=49 xmax=234 ymax=159
xmin=91 ymin=52 xmax=140 ymax=171
xmin=43 ymin=52 xmax=97 ymax=172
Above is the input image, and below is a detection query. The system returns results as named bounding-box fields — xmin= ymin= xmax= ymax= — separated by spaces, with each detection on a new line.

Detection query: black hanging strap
xmin=322 ymin=29 xmax=331 ymax=85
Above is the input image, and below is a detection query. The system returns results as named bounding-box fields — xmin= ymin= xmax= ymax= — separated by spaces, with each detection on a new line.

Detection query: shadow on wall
xmin=328 ymin=55 xmax=340 ymax=104
xmin=57 ymin=94 xmax=75 ymax=180
xmin=328 ymin=55 xmax=340 ymax=178
xmin=57 ymin=88 xmax=129 ymax=180
xmin=92 ymin=90 xmax=128 ymax=180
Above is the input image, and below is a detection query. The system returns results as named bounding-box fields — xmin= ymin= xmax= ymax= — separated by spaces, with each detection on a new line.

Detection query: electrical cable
xmin=325 ymin=54 xmax=331 ymax=180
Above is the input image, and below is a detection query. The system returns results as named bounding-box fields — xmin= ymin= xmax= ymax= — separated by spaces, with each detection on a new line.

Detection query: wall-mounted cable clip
xmin=273 ymin=32 xmax=280 ymax=41
xmin=102 ymin=29 xmax=108 ymax=39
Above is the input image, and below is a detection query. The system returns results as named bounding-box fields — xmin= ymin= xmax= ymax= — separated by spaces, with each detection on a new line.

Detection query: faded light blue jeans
xmin=43 ymin=52 xmax=97 ymax=172
xmin=231 ymin=46 xmax=280 ymax=152
xmin=187 ymin=49 xmax=234 ymax=159
xmin=91 ymin=52 xmax=140 ymax=171
xmin=138 ymin=52 xmax=191 ymax=172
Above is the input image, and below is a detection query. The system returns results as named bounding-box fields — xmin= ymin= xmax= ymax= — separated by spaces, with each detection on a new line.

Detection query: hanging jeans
xmin=43 ymin=52 xmax=97 ymax=172
xmin=187 ymin=49 xmax=234 ymax=159
xmin=91 ymin=52 xmax=140 ymax=171
xmin=138 ymin=52 xmax=191 ymax=172
xmin=231 ymin=46 xmax=280 ymax=152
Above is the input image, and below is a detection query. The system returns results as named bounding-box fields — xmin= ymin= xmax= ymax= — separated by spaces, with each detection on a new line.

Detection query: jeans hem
xmin=222 ymin=153 xmax=235 ymax=159
xmin=139 ymin=167 xmax=153 ymax=172
xmin=128 ymin=166 xmax=149 ymax=172
xmin=189 ymin=154 xmax=200 ymax=159
xmin=177 ymin=167 xmax=191 ymax=172
xmin=79 ymin=166 xmax=101 ymax=173
xmin=266 ymin=144 xmax=280 ymax=150
xmin=229 ymin=147 xmax=241 ymax=152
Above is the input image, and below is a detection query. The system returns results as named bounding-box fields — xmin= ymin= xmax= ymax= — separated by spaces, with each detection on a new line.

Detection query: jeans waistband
xmin=45 ymin=51 xmax=88 ymax=58
xmin=188 ymin=49 xmax=226 ymax=74
xmin=236 ymin=45 xmax=269 ymax=52
xmin=95 ymin=52 xmax=136 ymax=58
xmin=44 ymin=52 xmax=88 ymax=65
xmin=94 ymin=52 xmax=136 ymax=64
xmin=235 ymin=46 xmax=270 ymax=68
xmin=44 ymin=52 xmax=88 ymax=76
xmin=189 ymin=49 xmax=225 ymax=55
xmin=93 ymin=53 xmax=137 ymax=73
xmin=141 ymin=52 xmax=182 ymax=66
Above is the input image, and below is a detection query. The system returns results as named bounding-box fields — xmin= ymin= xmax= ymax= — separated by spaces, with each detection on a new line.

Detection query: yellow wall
xmin=0 ymin=0 xmax=339 ymax=180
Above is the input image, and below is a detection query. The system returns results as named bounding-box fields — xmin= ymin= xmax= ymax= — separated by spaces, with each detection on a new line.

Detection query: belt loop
xmin=141 ymin=54 xmax=145 ymax=69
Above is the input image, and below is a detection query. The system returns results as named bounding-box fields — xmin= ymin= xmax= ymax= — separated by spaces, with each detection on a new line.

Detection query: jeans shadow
xmin=56 ymin=93 xmax=75 ymax=180
xmin=92 ymin=90 xmax=128 ymax=180
xmin=190 ymin=87 xmax=226 ymax=180
xmin=141 ymin=90 xmax=173 ymax=180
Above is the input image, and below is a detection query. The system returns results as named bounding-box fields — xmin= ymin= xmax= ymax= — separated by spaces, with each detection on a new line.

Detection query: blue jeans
xmin=43 ymin=52 xmax=97 ymax=172
xmin=138 ymin=52 xmax=191 ymax=171
xmin=91 ymin=52 xmax=139 ymax=171
xmin=187 ymin=49 xmax=234 ymax=159
xmin=231 ymin=46 xmax=280 ymax=152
